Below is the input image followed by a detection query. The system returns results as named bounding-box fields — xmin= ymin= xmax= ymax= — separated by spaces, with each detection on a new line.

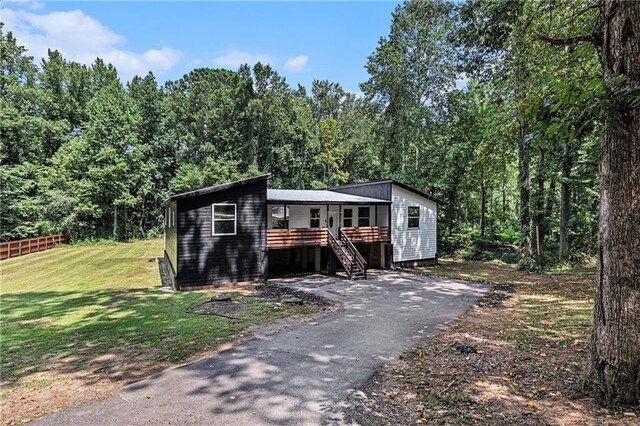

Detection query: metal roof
xmin=163 ymin=174 xmax=271 ymax=205
xmin=267 ymin=189 xmax=390 ymax=205
xmin=326 ymin=179 xmax=444 ymax=205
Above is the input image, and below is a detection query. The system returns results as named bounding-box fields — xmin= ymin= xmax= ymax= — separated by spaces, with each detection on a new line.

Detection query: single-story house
xmin=162 ymin=174 xmax=442 ymax=290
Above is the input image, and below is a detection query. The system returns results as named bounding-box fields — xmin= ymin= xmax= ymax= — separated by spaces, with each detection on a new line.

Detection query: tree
xmin=362 ymin=0 xmax=458 ymax=176
xmin=535 ymin=0 xmax=639 ymax=406
xmin=589 ymin=0 xmax=640 ymax=407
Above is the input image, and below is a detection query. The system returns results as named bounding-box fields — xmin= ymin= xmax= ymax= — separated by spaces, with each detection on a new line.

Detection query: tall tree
xmin=590 ymin=0 xmax=640 ymax=407
xmin=538 ymin=0 xmax=640 ymax=406
xmin=362 ymin=0 xmax=458 ymax=176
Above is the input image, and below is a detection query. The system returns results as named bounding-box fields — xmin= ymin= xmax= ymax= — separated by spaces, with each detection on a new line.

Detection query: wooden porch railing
xmin=327 ymin=231 xmax=353 ymax=276
xmin=0 ymin=234 xmax=66 ymax=261
xmin=267 ymin=228 xmax=328 ymax=249
xmin=340 ymin=226 xmax=390 ymax=244
xmin=339 ymin=229 xmax=367 ymax=279
xmin=267 ymin=226 xmax=390 ymax=249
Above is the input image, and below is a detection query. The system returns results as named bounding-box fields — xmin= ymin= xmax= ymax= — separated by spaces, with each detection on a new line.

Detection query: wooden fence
xmin=0 ymin=234 xmax=66 ymax=261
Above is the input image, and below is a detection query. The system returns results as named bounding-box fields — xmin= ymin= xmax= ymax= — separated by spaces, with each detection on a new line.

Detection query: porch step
xmin=328 ymin=230 xmax=367 ymax=281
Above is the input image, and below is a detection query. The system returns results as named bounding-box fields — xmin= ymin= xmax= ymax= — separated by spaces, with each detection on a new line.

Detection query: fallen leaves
xmin=348 ymin=263 xmax=640 ymax=425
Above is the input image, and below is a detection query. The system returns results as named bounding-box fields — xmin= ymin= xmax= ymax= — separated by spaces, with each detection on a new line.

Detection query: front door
xmin=328 ymin=213 xmax=338 ymax=237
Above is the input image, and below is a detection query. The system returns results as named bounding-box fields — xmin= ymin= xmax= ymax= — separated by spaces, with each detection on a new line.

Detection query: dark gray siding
xmin=164 ymin=200 xmax=178 ymax=275
xmin=176 ymin=179 xmax=267 ymax=287
xmin=330 ymin=182 xmax=392 ymax=201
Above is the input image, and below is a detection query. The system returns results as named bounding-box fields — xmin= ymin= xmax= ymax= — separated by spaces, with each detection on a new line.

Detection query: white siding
xmin=266 ymin=204 xmax=382 ymax=229
xmin=391 ymin=185 xmax=437 ymax=262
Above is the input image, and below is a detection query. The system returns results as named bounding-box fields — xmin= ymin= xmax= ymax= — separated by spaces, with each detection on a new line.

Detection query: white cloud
xmin=284 ymin=55 xmax=308 ymax=73
xmin=213 ymin=49 xmax=271 ymax=68
xmin=2 ymin=0 xmax=44 ymax=11
xmin=1 ymin=8 xmax=182 ymax=82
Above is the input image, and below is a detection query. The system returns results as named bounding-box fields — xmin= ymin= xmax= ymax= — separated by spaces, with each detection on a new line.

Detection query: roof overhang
xmin=162 ymin=174 xmax=271 ymax=206
xmin=266 ymin=189 xmax=391 ymax=205
xmin=326 ymin=179 xmax=444 ymax=205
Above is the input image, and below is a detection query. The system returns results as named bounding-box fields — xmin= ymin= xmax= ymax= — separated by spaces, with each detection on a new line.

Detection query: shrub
xmin=461 ymin=246 xmax=496 ymax=261
xmin=493 ymin=228 xmax=520 ymax=245
xmin=500 ymin=252 xmax=520 ymax=264
xmin=518 ymin=256 xmax=540 ymax=272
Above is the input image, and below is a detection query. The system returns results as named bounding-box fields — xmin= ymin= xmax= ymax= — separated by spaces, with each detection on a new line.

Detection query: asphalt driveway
xmin=35 ymin=271 xmax=489 ymax=425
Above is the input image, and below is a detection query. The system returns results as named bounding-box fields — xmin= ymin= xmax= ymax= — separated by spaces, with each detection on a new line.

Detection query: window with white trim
xmin=212 ymin=204 xmax=237 ymax=235
xmin=165 ymin=207 xmax=175 ymax=228
xmin=408 ymin=206 xmax=420 ymax=228
xmin=357 ymin=207 xmax=370 ymax=227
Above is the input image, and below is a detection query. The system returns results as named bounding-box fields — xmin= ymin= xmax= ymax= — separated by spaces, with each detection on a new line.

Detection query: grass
xmin=0 ymin=240 xmax=317 ymax=423
xmin=416 ymin=258 xmax=595 ymax=349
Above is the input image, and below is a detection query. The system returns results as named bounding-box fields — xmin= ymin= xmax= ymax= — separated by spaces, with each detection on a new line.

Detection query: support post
xmin=314 ymin=247 xmax=321 ymax=272
xmin=326 ymin=204 xmax=329 ymax=230
xmin=284 ymin=204 xmax=288 ymax=229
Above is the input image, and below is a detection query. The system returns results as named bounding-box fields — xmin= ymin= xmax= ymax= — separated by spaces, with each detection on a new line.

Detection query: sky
xmin=1 ymin=1 xmax=400 ymax=93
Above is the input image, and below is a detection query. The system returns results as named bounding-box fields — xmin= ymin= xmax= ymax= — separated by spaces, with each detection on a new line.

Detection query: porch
xmin=266 ymin=226 xmax=390 ymax=249
xmin=265 ymin=189 xmax=392 ymax=280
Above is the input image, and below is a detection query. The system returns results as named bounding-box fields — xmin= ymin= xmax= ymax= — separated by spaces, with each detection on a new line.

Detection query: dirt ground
xmin=349 ymin=259 xmax=639 ymax=425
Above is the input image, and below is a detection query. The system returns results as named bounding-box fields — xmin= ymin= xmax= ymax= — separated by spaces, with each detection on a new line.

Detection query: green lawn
xmin=0 ymin=240 xmax=311 ymax=386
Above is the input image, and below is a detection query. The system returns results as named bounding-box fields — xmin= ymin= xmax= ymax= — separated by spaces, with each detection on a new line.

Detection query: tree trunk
xmin=124 ymin=206 xmax=129 ymax=241
xmin=502 ymin=171 xmax=506 ymax=219
xmin=545 ymin=173 xmax=556 ymax=247
xmin=138 ymin=198 xmax=146 ymax=239
xmin=536 ymin=147 xmax=545 ymax=256
xmin=590 ymin=0 xmax=640 ymax=407
xmin=518 ymin=119 xmax=532 ymax=257
xmin=480 ymin=176 xmax=486 ymax=237
xmin=559 ymin=141 xmax=572 ymax=262
xmin=113 ymin=205 xmax=117 ymax=240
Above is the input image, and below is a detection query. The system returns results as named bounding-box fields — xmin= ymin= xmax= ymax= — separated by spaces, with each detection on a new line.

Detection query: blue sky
xmin=2 ymin=1 xmax=400 ymax=92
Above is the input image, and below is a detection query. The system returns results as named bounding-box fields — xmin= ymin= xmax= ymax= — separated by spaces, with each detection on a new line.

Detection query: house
xmin=162 ymin=174 xmax=441 ymax=290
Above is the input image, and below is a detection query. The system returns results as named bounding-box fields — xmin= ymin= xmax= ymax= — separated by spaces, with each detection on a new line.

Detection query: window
xmin=408 ymin=206 xmax=420 ymax=228
xmin=357 ymin=207 xmax=370 ymax=227
xmin=165 ymin=207 xmax=175 ymax=228
xmin=271 ymin=206 xmax=289 ymax=229
xmin=343 ymin=209 xmax=353 ymax=227
xmin=310 ymin=209 xmax=321 ymax=228
xmin=212 ymin=204 xmax=236 ymax=235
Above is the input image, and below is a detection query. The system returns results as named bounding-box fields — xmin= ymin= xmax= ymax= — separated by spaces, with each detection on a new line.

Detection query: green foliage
xmin=461 ymin=246 xmax=496 ymax=262
xmin=0 ymin=2 xmax=602 ymax=267
xmin=171 ymin=157 xmax=261 ymax=193
xmin=493 ymin=228 xmax=520 ymax=245
xmin=518 ymin=256 xmax=540 ymax=272
xmin=499 ymin=252 xmax=520 ymax=265
xmin=0 ymin=26 xmax=382 ymax=242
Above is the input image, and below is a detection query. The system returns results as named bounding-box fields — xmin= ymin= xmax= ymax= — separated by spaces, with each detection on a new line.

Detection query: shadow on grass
xmin=0 ymin=288 xmax=275 ymax=387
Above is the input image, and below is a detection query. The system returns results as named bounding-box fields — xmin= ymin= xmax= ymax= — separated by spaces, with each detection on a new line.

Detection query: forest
xmin=2 ymin=0 xmax=639 ymax=409
xmin=0 ymin=0 xmax=610 ymax=271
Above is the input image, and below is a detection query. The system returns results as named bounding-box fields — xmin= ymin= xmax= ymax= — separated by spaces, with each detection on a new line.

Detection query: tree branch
xmin=535 ymin=33 xmax=597 ymax=47
xmin=574 ymin=161 xmax=598 ymax=168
